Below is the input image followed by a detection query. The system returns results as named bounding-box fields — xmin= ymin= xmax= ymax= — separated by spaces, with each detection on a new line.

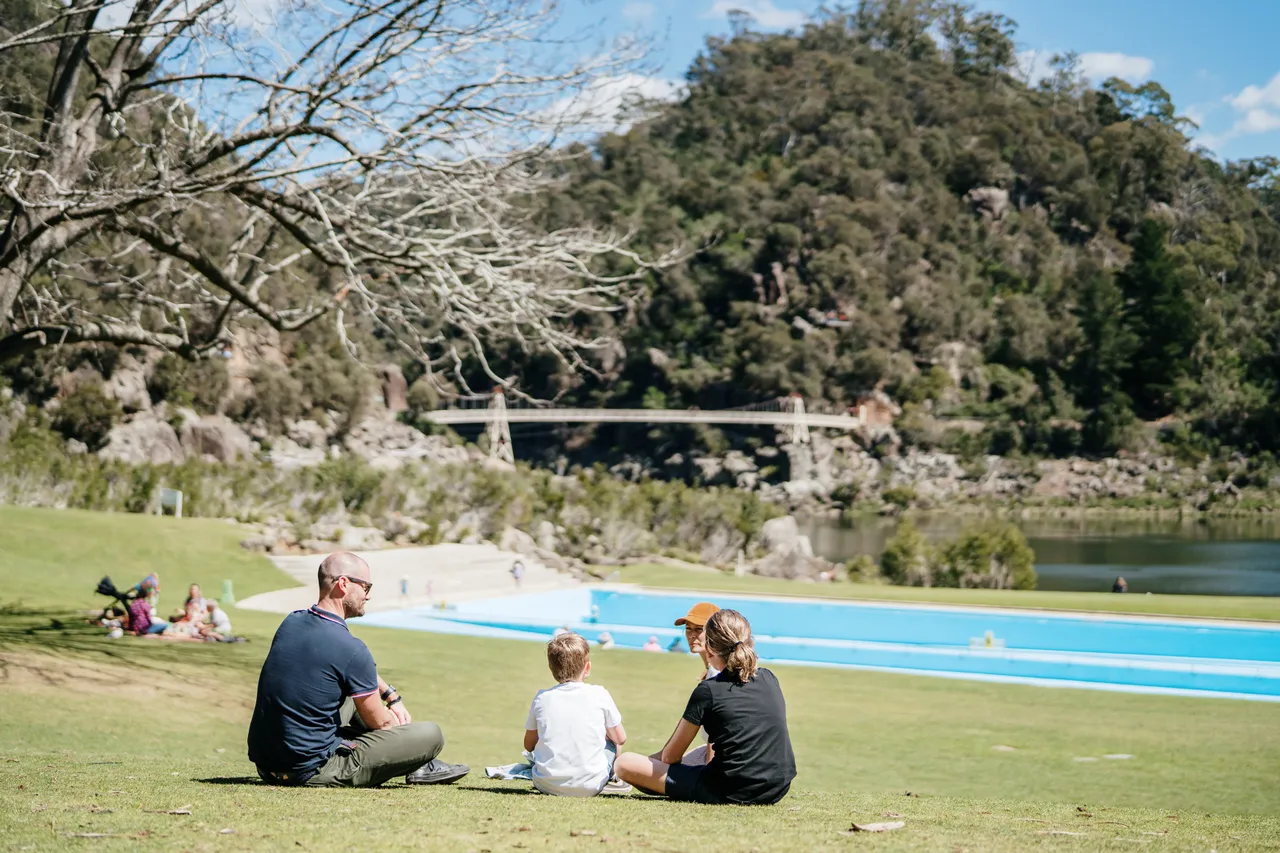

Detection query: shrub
xmin=938 ymin=522 xmax=1037 ymax=590
xmin=295 ymin=353 xmax=370 ymax=434
xmin=846 ymin=554 xmax=881 ymax=583
xmin=881 ymin=485 xmax=916 ymax=508
xmin=51 ymin=384 xmax=122 ymax=450
xmin=879 ymin=519 xmax=933 ymax=586
xmin=147 ymin=354 xmax=229 ymax=412
xmin=231 ymin=364 xmax=304 ymax=433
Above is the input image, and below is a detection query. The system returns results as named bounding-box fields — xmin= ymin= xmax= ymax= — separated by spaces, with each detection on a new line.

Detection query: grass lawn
xmin=1 ymin=506 xmax=1278 ymax=852
xmin=614 ymin=563 xmax=1280 ymax=622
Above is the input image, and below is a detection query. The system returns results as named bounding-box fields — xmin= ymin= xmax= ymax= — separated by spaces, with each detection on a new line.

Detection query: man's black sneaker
xmin=406 ymin=759 xmax=470 ymax=785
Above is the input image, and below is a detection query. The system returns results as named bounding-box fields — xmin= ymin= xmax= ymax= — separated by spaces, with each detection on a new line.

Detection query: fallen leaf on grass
xmin=570 ymin=830 xmax=596 ymax=837
xmin=219 ymin=829 xmax=236 ymax=835
xmin=844 ymin=822 xmax=905 ymax=833
xmin=517 ymin=826 xmax=532 ymax=832
xmin=903 ymin=791 xmax=919 ymax=797
xmin=88 ymin=806 xmax=113 ymax=814
xmin=883 ymin=812 xmax=904 ymax=818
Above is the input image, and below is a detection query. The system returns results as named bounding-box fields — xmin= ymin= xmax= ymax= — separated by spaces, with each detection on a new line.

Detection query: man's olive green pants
xmin=301 ymin=699 xmax=444 ymax=788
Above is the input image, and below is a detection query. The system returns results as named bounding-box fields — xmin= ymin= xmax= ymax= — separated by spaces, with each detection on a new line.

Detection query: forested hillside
xmin=523 ymin=4 xmax=1280 ymax=458
xmin=6 ymin=1 xmax=1280 ymax=466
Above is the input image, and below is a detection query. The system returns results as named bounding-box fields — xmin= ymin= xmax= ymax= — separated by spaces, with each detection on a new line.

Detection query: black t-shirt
xmin=247 ymin=606 xmax=379 ymax=773
xmin=682 ymin=667 xmax=797 ymax=805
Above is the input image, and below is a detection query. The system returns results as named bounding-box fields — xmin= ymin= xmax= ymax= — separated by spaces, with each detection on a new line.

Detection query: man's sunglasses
xmin=343 ymin=575 xmax=373 ymax=592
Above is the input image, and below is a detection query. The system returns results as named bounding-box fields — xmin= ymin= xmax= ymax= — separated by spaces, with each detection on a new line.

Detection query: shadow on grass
xmin=194 ymin=777 xmax=265 ymax=786
xmin=455 ymin=785 xmax=542 ymax=796
xmin=0 ymin=601 xmax=264 ymax=680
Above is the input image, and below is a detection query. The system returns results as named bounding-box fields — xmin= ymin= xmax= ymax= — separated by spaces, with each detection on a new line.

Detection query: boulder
xmin=338 ymin=526 xmax=388 ymax=551
xmin=535 ymin=520 xmax=558 ymax=552
xmin=182 ymin=414 xmax=253 ymax=463
xmin=343 ymin=417 xmax=473 ymax=470
xmin=760 ymin=515 xmax=814 ymax=558
xmin=499 ymin=526 xmax=538 ymax=555
xmin=99 ymin=416 xmax=185 ymax=465
xmin=102 ymin=354 xmax=151 ymax=413
xmin=966 ymin=186 xmax=1010 ymax=220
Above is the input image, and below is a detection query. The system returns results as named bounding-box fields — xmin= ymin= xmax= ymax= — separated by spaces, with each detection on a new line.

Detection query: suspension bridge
xmin=427 ymin=390 xmax=866 ymax=463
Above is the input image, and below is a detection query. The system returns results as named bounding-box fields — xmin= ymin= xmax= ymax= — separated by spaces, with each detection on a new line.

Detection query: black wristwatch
xmin=380 ymin=684 xmax=397 ymax=701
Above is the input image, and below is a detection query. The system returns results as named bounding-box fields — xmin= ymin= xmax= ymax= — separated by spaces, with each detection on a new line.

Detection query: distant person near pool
xmin=614 ymin=609 xmax=797 ymax=805
xmin=247 ymin=552 xmax=470 ymax=788
xmin=512 ymin=560 xmax=525 ymax=589
xmin=1113 ymin=576 xmax=1129 ymax=593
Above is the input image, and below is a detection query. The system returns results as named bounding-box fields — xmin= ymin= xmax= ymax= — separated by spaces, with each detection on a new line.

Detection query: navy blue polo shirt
xmin=247 ymin=606 xmax=379 ymax=773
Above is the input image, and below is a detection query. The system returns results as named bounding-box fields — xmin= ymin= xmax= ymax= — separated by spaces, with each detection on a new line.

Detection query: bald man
xmin=247 ymin=552 xmax=469 ymax=787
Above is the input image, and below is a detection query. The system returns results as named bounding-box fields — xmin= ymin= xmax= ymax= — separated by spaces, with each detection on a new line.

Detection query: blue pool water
xmin=361 ymin=588 xmax=1280 ymax=701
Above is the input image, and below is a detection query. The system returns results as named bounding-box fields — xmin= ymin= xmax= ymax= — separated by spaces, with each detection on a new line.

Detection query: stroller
xmin=94 ymin=575 xmax=138 ymax=621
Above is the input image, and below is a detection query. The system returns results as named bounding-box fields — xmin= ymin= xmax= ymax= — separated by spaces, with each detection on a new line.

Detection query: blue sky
xmin=590 ymin=0 xmax=1280 ymax=162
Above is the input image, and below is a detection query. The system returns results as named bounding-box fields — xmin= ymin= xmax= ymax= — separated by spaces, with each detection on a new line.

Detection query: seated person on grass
xmin=614 ymin=609 xmax=797 ymax=805
xmin=654 ymin=601 xmax=721 ymax=767
xmin=199 ymin=599 xmax=233 ymax=641
xmin=247 ymin=551 xmax=470 ymax=788
xmin=524 ymin=632 xmax=629 ymax=797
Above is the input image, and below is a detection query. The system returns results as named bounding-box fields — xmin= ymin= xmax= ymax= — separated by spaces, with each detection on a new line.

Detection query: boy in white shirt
xmin=524 ymin=632 xmax=628 ymax=796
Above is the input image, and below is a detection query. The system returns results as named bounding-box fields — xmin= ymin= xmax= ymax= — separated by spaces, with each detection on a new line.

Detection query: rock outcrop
xmin=100 ymin=415 xmax=185 ymax=465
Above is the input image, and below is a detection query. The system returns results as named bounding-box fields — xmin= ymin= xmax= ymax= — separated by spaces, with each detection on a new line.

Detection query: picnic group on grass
xmin=98 ymin=574 xmax=240 ymax=642
xmin=247 ymin=551 xmax=797 ymax=803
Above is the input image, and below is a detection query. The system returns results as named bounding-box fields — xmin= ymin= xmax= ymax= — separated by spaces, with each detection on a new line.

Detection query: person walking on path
xmin=614 ymin=609 xmax=796 ymax=805
xmin=247 ymin=552 xmax=470 ymax=787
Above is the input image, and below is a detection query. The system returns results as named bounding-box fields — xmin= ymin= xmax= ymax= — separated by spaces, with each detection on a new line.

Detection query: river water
xmin=800 ymin=516 xmax=1280 ymax=597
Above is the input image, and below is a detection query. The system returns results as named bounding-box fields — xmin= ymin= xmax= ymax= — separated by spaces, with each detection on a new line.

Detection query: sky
xmin=578 ymin=0 xmax=1280 ymax=162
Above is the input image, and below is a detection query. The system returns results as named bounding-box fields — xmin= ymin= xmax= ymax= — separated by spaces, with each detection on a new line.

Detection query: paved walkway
xmin=236 ymin=544 xmax=579 ymax=614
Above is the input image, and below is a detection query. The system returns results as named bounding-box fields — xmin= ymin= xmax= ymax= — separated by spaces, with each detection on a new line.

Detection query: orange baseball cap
xmin=674 ymin=602 xmax=720 ymax=627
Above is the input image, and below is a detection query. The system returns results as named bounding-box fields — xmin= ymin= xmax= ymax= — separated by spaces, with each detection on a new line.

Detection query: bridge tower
xmin=785 ymin=393 xmax=811 ymax=446
xmin=486 ymin=388 xmax=515 ymax=463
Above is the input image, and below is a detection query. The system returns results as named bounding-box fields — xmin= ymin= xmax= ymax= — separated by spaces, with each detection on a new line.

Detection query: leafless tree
xmin=0 ymin=0 xmax=673 ymax=390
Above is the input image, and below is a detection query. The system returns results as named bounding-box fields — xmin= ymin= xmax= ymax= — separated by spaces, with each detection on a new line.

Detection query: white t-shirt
xmin=524 ymin=681 xmax=622 ymax=797
xmin=209 ymin=606 xmax=232 ymax=633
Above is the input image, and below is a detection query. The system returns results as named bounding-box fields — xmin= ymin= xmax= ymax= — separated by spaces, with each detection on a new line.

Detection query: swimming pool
xmin=360 ymin=588 xmax=1280 ymax=701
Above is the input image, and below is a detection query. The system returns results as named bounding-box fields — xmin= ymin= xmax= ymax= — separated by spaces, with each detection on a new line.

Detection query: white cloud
xmin=622 ymin=1 xmax=656 ymax=21
xmin=703 ymin=0 xmax=808 ymax=30
xmin=1234 ymin=108 xmax=1280 ymax=135
xmin=1183 ymin=106 xmax=1205 ymax=128
xmin=1229 ymin=72 xmax=1280 ymax=111
xmin=1016 ymin=50 xmax=1152 ymax=86
xmin=1077 ymin=52 xmax=1153 ymax=83
xmin=545 ymin=74 xmax=684 ymax=134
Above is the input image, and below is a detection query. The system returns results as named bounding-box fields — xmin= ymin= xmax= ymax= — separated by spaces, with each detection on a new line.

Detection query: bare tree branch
xmin=0 ymin=0 xmax=678 ymax=392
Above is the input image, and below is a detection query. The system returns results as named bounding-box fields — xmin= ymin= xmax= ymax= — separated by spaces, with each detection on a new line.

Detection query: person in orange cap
xmin=654 ymin=601 xmax=721 ymax=767
xmin=674 ymin=602 xmax=721 ymax=682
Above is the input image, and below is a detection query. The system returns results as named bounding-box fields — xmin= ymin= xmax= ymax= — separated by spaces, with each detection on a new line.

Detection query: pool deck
xmin=236 ymin=543 xmax=581 ymax=615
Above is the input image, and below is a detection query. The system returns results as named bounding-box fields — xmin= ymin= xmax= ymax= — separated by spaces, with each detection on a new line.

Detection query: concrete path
xmin=237 ymin=544 xmax=579 ymax=614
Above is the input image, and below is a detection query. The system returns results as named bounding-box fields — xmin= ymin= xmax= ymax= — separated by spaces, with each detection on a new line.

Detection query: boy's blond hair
xmin=547 ymin=632 xmax=590 ymax=682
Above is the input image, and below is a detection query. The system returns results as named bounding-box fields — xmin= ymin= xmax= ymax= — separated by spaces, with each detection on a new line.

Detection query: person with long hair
xmin=614 ymin=609 xmax=796 ymax=805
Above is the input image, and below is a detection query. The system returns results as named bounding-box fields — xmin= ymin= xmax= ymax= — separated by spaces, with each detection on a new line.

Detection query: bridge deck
xmin=427 ymin=408 xmax=863 ymax=429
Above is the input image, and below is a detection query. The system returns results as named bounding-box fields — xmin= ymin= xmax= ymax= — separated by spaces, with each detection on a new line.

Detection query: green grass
xmin=1 ymin=506 xmax=1279 ymax=852
xmin=615 ymin=563 xmax=1280 ymax=622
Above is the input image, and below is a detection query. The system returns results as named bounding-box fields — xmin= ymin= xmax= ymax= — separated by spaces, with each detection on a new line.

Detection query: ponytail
xmin=704 ymin=609 xmax=758 ymax=683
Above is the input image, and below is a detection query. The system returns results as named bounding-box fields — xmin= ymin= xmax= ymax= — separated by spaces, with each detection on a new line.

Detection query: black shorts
xmin=664 ymin=763 xmax=724 ymax=804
